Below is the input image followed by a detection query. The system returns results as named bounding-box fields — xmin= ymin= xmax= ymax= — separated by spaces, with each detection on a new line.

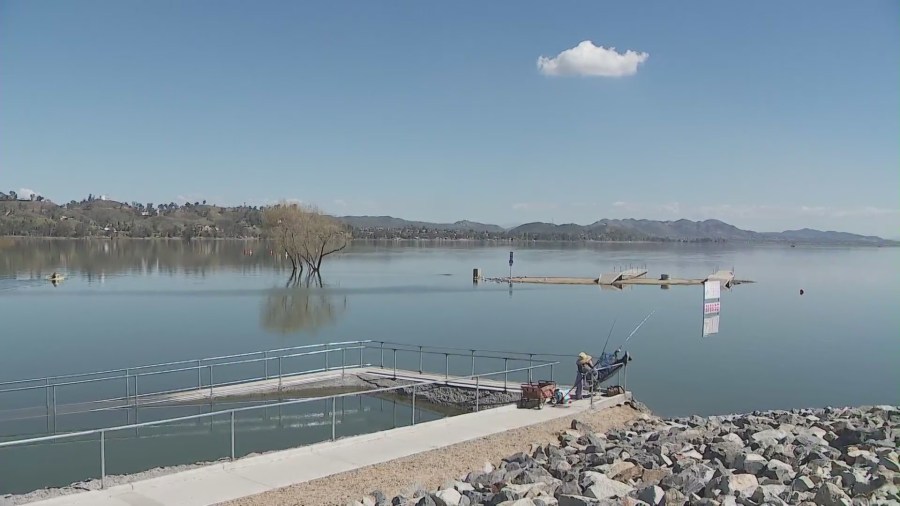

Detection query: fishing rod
xmin=599 ymin=317 xmax=618 ymax=358
xmin=560 ymin=310 xmax=655 ymax=402
xmin=614 ymin=309 xmax=655 ymax=354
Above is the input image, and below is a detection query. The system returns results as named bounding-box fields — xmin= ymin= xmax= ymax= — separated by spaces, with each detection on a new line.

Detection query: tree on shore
xmin=262 ymin=203 xmax=350 ymax=283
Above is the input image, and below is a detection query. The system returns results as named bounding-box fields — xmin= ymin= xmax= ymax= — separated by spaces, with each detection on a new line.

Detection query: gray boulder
xmin=751 ymin=429 xmax=788 ymax=444
xmin=791 ymin=475 xmax=815 ymax=492
xmin=764 ymin=459 xmax=796 ymax=483
xmin=662 ymin=487 xmax=686 ymax=506
xmin=433 ymin=489 xmax=462 ymax=506
xmin=556 ymin=496 xmax=602 ymax=506
xmin=813 ymin=482 xmax=851 ymax=506
xmin=581 ymin=474 xmax=634 ymax=499
xmin=608 ymin=461 xmax=642 ymax=482
xmin=735 ymin=453 xmax=767 ymax=475
xmin=878 ymin=452 xmax=900 ymax=473
xmin=662 ymin=463 xmax=715 ymax=496
xmin=710 ymin=474 xmax=759 ymax=498
xmin=636 ymin=485 xmax=665 ymax=505
xmin=496 ymin=500 xmax=536 ymax=506
xmin=641 ymin=468 xmax=673 ymax=487
xmin=417 ymin=496 xmax=437 ymax=506
xmin=751 ymin=484 xmax=787 ymax=504
xmin=557 ymin=480 xmax=581 ymax=496
xmin=706 ymin=442 xmax=744 ymax=468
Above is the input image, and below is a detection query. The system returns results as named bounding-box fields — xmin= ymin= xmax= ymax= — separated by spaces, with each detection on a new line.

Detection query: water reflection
xmin=260 ymin=287 xmax=348 ymax=335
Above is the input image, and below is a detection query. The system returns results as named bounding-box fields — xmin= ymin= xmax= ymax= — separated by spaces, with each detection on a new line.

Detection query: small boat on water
xmin=48 ymin=272 xmax=66 ymax=284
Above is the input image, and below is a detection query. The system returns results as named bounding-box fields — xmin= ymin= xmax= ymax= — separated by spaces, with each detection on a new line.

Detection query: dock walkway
xmin=0 ymin=367 xmax=526 ymax=426
xmin=27 ymin=393 xmax=631 ymax=506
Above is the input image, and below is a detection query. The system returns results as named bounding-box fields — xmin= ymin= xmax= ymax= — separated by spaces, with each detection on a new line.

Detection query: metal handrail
xmin=0 ymin=344 xmax=367 ymax=395
xmin=0 ymin=361 xmax=558 ymax=489
xmin=372 ymin=340 xmax=576 ymax=359
xmin=0 ymin=341 xmax=552 ymax=432
xmin=0 ymin=340 xmax=372 ymax=390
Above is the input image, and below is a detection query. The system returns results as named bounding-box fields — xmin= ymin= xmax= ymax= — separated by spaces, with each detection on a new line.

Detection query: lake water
xmin=0 ymin=239 xmax=898 ymax=492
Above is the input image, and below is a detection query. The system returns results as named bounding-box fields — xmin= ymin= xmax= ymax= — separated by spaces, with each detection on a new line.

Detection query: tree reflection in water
xmin=260 ymin=282 xmax=348 ymax=335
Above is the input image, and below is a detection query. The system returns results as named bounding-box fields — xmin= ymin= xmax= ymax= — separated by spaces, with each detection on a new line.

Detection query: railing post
xmin=278 ymin=356 xmax=283 ymax=392
xmin=471 ymin=350 xmax=476 ymax=377
xmin=264 ymin=351 xmax=269 ymax=380
xmin=124 ymin=369 xmax=129 ymax=401
xmin=411 ymin=385 xmax=416 ymax=425
xmin=331 ymin=397 xmax=336 ymax=441
xmin=197 ymin=360 xmax=202 ymax=390
xmin=392 ymin=348 xmax=397 ymax=379
xmin=380 ymin=342 xmax=385 ymax=369
xmin=325 ymin=346 xmax=330 ymax=371
xmin=504 ymin=358 xmax=508 ymax=392
xmin=418 ymin=346 xmax=423 ymax=374
xmin=445 ymin=354 xmax=449 ymax=380
xmin=475 ymin=376 xmax=480 ymax=412
xmin=51 ymin=385 xmax=56 ymax=432
xmin=208 ymin=366 xmax=213 ymax=397
xmin=45 ymin=381 xmax=51 ymax=433
xmin=100 ymin=430 xmax=106 ymax=489
xmin=550 ymin=363 xmax=554 ymax=382
xmin=230 ymin=411 xmax=235 ymax=461
xmin=528 ymin=354 xmax=534 ymax=383
xmin=359 ymin=345 xmax=364 ymax=367
xmin=623 ymin=364 xmax=627 ymax=392
xmin=341 ymin=347 xmax=346 ymax=378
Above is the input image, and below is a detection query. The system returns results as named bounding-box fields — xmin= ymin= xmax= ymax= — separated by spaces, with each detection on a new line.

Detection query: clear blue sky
xmin=2 ymin=1 xmax=898 ymax=236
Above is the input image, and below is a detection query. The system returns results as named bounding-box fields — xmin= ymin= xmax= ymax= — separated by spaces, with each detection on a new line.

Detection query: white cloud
xmin=512 ymin=202 xmax=558 ymax=211
xmin=537 ymin=41 xmax=649 ymax=77
xmin=660 ymin=202 xmax=681 ymax=215
xmin=830 ymin=206 xmax=900 ymax=218
xmin=612 ymin=201 xmax=628 ymax=208
xmin=18 ymin=188 xmax=39 ymax=199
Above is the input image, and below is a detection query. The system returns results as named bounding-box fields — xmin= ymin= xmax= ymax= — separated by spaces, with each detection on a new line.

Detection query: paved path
xmin=27 ymin=393 xmax=630 ymax=506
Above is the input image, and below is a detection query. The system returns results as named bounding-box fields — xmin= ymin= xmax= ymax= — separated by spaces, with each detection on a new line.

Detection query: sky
xmin=1 ymin=1 xmax=898 ymax=237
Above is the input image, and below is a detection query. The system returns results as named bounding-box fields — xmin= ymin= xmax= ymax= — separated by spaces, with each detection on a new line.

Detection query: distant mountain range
xmin=342 ymin=215 xmax=896 ymax=245
xmin=0 ymin=194 xmax=892 ymax=245
xmin=338 ymin=216 xmax=505 ymax=233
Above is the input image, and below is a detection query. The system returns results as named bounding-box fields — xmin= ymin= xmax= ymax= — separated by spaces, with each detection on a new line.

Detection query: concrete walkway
xmin=28 ymin=393 xmax=630 ymax=506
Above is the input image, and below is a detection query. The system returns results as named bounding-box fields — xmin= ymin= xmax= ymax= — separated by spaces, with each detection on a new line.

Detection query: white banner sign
xmin=704 ymin=280 xmax=720 ymax=300
xmin=703 ymin=315 xmax=720 ymax=336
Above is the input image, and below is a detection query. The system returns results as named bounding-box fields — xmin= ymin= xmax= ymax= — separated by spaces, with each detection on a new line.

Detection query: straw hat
xmin=578 ymin=352 xmax=590 ymax=362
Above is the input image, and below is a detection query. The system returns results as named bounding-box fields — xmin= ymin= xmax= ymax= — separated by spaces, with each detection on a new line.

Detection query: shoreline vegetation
xmin=0 ymin=196 xmax=895 ymax=246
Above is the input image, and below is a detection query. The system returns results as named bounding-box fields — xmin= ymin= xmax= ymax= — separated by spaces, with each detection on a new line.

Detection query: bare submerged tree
xmin=262 ymin=203 xmax=351 ymax=281
xmin=262 ymin=204 xmax=305 ymax=278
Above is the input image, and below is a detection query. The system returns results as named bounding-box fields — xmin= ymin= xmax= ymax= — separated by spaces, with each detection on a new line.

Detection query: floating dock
xmin=486 ymin=269 xmax=751 ymax=288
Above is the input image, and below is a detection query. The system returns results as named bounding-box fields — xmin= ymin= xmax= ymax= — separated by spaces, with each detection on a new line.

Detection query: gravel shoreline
xmin=333 ymin=404 xmax=897 ymax=506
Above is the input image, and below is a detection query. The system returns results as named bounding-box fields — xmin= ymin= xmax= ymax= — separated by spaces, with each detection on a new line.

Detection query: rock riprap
xmin=347 ymin=405 xmax=898 ymax=506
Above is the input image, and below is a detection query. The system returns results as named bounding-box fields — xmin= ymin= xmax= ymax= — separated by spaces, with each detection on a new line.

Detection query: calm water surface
xmin=0 ymin=239 xmax=897 ymax=492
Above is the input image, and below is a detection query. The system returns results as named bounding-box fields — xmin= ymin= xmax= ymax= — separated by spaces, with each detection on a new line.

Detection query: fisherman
xmin=574 ymin=352 xmax=594 ymax=400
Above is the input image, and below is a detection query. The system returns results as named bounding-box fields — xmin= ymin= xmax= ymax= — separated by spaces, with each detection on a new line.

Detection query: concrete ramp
xmin=706 ymin=270 xmax=735 ymax=288
xmin=598 ymin=269 xmax=648 ymax=285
